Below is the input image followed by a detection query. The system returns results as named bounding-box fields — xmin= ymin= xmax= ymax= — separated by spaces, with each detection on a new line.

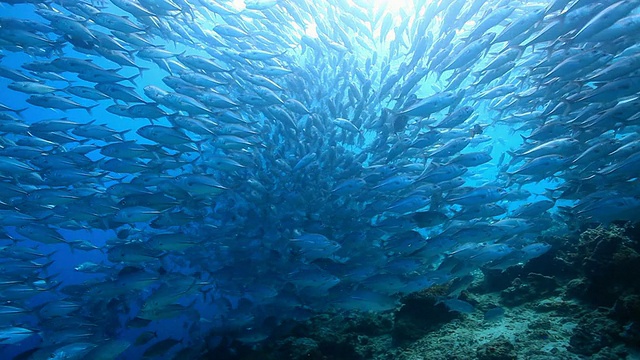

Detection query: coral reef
xmin=392 ymin=285 xmax=457 ymax=344
xmin=500 ymin=273 xmax=559 ymax=306
xmin=569 ymin=309 xmax=619 ymax=356
xmin=476 ymin=335 xmax=515 ymax=360
xmin=205 ymin=223 xmax=640 ymax=359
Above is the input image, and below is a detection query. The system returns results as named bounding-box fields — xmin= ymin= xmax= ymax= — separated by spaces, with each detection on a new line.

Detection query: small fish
xmin=437 ymin=298 xmax=475 ymax=314
xmin=134 ymin=331 xmax=158 ymax=346
xmin=412 ymin=211 xmax=449 ymax=227
xmin=484 ymin=307 xmax=505 ymax=321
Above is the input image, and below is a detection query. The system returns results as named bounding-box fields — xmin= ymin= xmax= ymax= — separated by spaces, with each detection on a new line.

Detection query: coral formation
xmin=209 ymin=224 xmax=640 ymax=359
xmin=476 ymin=335 xmax=516 ymax=360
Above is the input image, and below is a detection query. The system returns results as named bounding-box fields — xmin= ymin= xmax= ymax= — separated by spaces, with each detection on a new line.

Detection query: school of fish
xmin=1 ymin=0 xmax=640 ymax=358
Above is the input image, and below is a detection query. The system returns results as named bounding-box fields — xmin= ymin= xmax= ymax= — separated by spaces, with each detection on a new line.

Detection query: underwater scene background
xmin=1 ymin=0 xmax=640 ymax=358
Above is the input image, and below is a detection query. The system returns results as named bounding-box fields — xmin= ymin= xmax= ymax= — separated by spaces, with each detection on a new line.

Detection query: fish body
xmin=26 ymin=95 xmax=98 ymax=113
xmin=437 ymin=298 xmax=475 ymax=314
xmin=397 ymin=91 xmax=457 ymax=117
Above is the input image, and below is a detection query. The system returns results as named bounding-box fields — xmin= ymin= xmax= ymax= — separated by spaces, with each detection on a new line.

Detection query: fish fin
xmin=572 ymin=79 xmax=586 ymax=91
xmin=543 ymin=188 xmax=560 ymax=201
xmin=45 ymin=249 xmax=58 ymax=260
xmin=126 ymin=74 xmax=140 ymax=86
xmin=434 ymin=296 xmax=447 ymax=306
xmin=40 ymin=259 xmax=55 ymax=275
xmin=561 ymin=100 xmax=572 ymax=116
xmin=85 ymin=104 xmax=99 ymax=115
xmin=137 ymin=67 xmax=150 ymax=76
xmin=13 ymin=107 xmax=28 ymax=118
xmin=505 ymin=174 xmax=514 ymax=188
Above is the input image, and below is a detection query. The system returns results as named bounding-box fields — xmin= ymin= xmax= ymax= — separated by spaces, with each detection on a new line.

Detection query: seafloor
xmin=203 ymin=223 xmax=640 ymax=360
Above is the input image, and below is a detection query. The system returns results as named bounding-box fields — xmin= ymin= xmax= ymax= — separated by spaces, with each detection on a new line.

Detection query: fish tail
xmin=52 ymin=39 xmax=66 ymax=56
xmin=45 ymin=249 xmax=58 ymax=260
xmin=504 ymin=172 xmax=516 ymax=188
xmin=519 ymin=134 xmax=529 ymax=142
xmin=13 ymin=107 xmax=28 ymax=118
xmin=127 ymin=74 xmax=141 ymax=86
xmin=544 ymin=188 xmax=560 ymax=202
xmin=138 ymin=67 xmax=150 ymax=77
xmin=85 ymin=104 xmax=99 ymax=115
xmin=117 ymin=129 xmax=131 ymax=139
xmin=561 ymin=100 xmax=573 ymax=116
xmin=557 ymin=205 xmax=576 ymax=220
xmin=48 ymin=281 xmax=63 ymax=291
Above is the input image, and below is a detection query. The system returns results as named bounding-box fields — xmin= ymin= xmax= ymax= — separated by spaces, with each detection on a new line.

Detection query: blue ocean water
xmin=1 ymin=0 xmax=640 ymax=359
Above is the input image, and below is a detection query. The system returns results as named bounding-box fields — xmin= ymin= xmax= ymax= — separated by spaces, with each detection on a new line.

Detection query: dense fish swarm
xmin=1 ymin=0 xmax=640 ymax=358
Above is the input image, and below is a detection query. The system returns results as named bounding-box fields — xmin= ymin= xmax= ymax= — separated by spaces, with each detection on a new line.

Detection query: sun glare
xmin=230 ymin=0 xmax=246 ymax=11
xmin=302 ymin=0 xmax=426 ymax=41
xmin=304 ymin=21 xmax=318 ymax=38
xmin=372 ymin=0 xmax=418 ymax=14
